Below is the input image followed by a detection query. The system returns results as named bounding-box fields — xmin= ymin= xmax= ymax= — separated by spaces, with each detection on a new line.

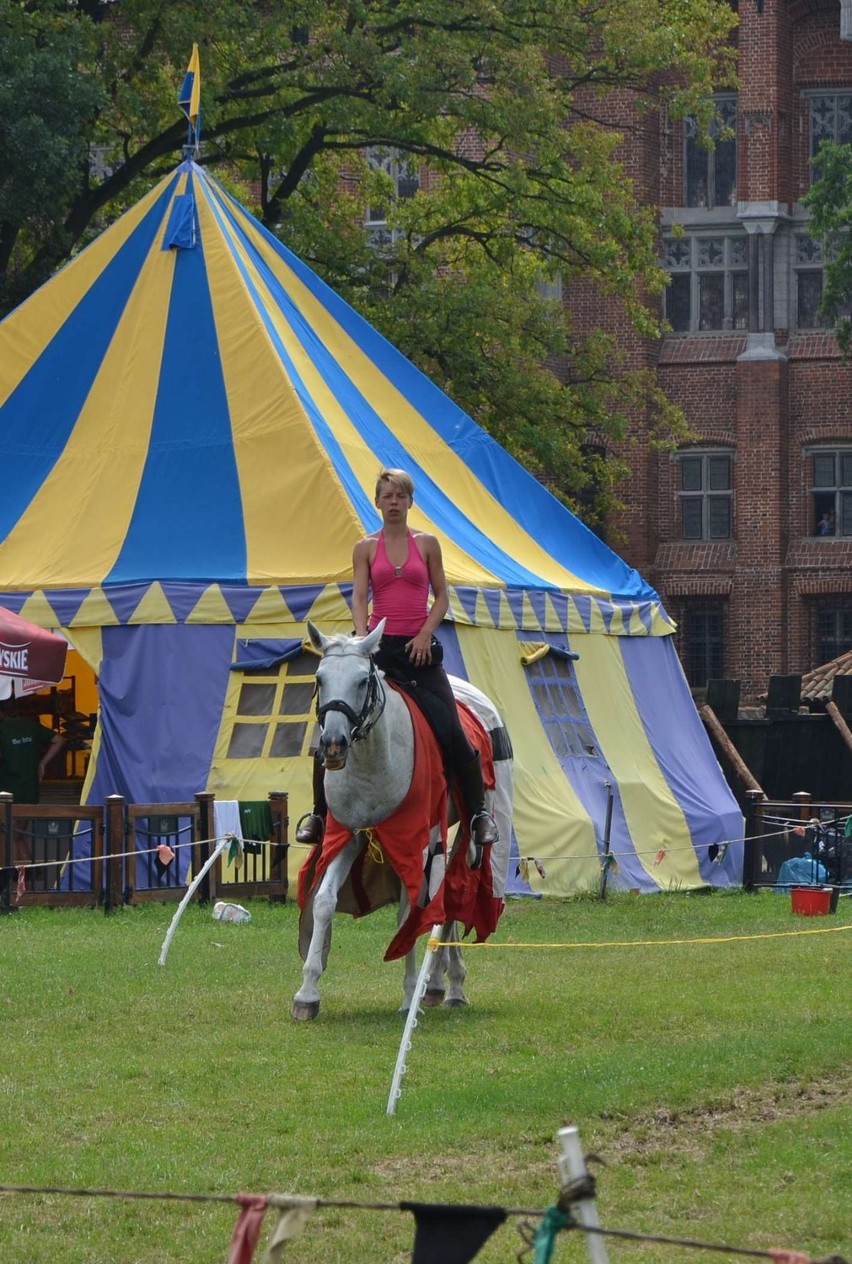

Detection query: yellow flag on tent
xmin=178 ymin=43 xmax=201 ymax=126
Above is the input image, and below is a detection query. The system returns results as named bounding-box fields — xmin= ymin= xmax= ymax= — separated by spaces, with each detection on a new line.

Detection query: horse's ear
xmin=359 ymin=619 xmax=385 ymax=656
xmin=306 ymin=620 xmax=330 ymax=654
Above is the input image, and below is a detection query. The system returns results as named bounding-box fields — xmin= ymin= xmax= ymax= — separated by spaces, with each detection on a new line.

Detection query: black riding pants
xmin=372 ymin=635 xmax=476 ymax=770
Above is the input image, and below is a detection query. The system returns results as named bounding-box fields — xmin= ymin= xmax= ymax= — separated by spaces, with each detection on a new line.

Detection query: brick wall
xmin=593 ymin=0 xmax=852 ymax=698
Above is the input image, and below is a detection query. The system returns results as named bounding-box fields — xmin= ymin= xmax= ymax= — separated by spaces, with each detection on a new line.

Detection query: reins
xmin=315 ymin=657 xmax=386 ymax=744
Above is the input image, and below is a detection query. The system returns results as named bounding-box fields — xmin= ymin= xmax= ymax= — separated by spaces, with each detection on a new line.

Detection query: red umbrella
xmin=0 ymin=606 xmax=68 ymax=695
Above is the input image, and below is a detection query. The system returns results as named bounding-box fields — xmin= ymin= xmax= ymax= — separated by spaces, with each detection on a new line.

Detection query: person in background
xmin=296 ymin=467 xmax=498 ymax=851
xmin=0 ymin=696 xmax=66 ymax=904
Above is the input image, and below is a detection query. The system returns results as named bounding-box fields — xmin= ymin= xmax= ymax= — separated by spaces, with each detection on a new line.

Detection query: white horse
xmin=292 ymin=619 xmax=513 ymax=1021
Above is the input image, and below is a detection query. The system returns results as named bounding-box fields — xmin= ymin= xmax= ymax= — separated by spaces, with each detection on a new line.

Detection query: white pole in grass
xmin=386 ymin=923 xmax=443 ymax=1115
xmin=158 ymin=836 xmax=231 ymax=966
xmin=558 ymin=1126 xmax=610 ymax=1264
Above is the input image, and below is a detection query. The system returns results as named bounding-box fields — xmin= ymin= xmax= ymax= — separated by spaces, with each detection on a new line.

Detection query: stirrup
xmin=470 ymin=810 xmax=499 ymax=848
xmin=295 ymin=812 xmax=324 ymax=845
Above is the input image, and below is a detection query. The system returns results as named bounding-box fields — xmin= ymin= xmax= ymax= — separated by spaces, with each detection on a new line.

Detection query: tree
xmin=0 ymin=0 xmax=737 ymax=514
xmin=803 ymin=139 xmax=852 ymax=356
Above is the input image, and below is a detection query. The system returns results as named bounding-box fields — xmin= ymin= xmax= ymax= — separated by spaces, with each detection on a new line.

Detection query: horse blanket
xmin=297 ymin=684 xmax=502 ymax=961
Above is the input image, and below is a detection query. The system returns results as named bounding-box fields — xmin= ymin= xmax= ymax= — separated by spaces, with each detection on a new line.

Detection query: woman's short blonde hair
xmin=375 ymin=468 xmax=414 ymax=499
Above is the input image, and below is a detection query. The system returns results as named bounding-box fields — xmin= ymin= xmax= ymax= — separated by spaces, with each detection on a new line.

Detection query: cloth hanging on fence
xmin=402 ymin=1201 xmax=507 ymax=1264
xmin=261 ymin=1197 xmax=317 ymax=1262
xmin=238 ymin=801 xmax=272 ymax=853
xmin=215 ymin=801 xmax=242 ymax=843
xmin=228 ymin=1195 xmax=268 ymax=1264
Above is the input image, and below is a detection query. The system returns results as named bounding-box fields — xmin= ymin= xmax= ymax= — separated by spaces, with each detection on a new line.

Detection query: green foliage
xmin=0 ymin=0 xmax=737 ymax=511
xmin=0 ymin=0 xmax=104 ymax=296
xmin=803 ymin=139 xmax=852 ymax=355
xmin=0 ymin=892 xmax=849 ymax=1262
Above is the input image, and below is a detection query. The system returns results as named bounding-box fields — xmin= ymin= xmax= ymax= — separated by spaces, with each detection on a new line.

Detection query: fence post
xmin=792 ymin=789 xmax=812 ymax=822
xmin=557 ymin=1126 xmax=610 ymax=1264
xmin=194 ymin=792 xmax=215 ymax=904
xmin=0 ymin=792 xmax=13 ymax=915
xmin=743 ymin=789 xmax=765 ymax=890
xmin=104 ymin=795 xmax=125 ymax=913
xmin=792 ymin=790 xmax=819 ymax=883
xmin=268 ymin=790 xmax=289 ymax=903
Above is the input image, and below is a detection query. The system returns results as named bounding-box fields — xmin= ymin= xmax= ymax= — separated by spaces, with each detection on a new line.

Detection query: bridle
xmin=315 ymin=656 xmax=386 ymax=744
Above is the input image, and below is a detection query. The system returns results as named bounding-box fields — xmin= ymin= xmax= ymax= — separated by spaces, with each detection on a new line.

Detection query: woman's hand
xmin=405 ymin=629 xmax=433 ymax=664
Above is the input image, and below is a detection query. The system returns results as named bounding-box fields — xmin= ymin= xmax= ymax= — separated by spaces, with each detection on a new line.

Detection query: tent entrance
xmin=19 ymin=648 xmax=99 ymax=803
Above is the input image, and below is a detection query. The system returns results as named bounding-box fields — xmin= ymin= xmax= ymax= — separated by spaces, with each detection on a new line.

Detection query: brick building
xmin=595 ymin=0 xmax=852 ymax=700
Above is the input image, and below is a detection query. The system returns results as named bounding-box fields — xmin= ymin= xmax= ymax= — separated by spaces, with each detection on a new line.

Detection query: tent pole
xmin=598 ymin=782 xmax=614 ymax=900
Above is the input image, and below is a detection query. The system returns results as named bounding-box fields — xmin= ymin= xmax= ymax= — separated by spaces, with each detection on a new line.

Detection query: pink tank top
xmin=368 ymin=530 xmax=430 ymax=636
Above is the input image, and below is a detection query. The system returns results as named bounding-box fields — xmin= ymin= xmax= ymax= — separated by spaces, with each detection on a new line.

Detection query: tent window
xmin=224 ymin=649 xmax=319 ymax=761
xmin=227 ymin=723 xmax=267 ymax=758
xmin=270 ymin=722 xmax=308 ymax=757
xmin=279 ymin=682 xmax=315 ymax=715
xmin=524 ymin=651 xmax=598 ymax=760
xmin=237 ymin=683 xmax=277 ymax=715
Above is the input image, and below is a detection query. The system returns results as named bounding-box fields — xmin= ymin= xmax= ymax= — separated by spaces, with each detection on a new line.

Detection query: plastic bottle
xmin=212 ymin=901 xmax=251 ymax=923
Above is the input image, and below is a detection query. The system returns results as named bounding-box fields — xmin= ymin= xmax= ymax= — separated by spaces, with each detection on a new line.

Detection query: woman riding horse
xmin=296 ymin=467 xmax=498 ymax=852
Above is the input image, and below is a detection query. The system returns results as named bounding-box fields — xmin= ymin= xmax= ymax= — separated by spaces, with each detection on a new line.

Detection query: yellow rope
xmin=429 ymin=923 xmax=852 ymax=950
xmin=365 ymin=829 xmax=384 ymax=864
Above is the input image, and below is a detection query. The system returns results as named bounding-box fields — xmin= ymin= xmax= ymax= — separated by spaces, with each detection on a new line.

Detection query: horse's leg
xmin=292 ymin=836 xmax=362 ymax=1021
xmin=422 ymin=925 xmax=450 ymax=1006
xmin=398 ymin=889 xmax=421 ymax=1014
xmin=443 ymin=920 xmax=469 ymax=1007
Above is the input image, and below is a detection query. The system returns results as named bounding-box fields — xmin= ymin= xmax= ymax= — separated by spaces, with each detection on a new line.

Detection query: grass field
xmin=0 ymin=889 xmax=850 ymax=1263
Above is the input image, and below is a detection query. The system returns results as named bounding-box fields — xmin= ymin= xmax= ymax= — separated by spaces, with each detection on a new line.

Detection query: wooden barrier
xmin=0 ymin=790 xmax=288 ymax=912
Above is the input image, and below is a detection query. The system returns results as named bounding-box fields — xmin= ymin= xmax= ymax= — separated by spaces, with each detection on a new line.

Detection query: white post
xmin=386 ymin=924 xmax=443 ymax=1115
xmin=557 ymin=1126 xmax=610 ymax=1264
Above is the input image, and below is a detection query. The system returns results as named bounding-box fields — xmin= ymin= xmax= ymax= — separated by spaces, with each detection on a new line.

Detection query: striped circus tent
xmin=0 ymin=157 xmax=743 ymax=895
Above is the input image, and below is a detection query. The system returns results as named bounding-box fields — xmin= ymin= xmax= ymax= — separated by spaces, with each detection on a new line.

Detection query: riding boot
xmin=295 ymin=753 xmax=327 ymax=845
xmin=455 ymin=751 xmax=499 ymax=849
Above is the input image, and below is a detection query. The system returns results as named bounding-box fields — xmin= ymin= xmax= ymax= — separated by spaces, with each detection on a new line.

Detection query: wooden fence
xmin=742 ymin=789 xmax=851 ymax=893
xmin=0 ymin=790 xmax=288 ymax=913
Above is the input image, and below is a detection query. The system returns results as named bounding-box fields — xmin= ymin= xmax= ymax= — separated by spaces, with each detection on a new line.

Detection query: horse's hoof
xmin=421 ymin=988 xmax=446 ymax=1008
xmin=291 ymin=999 xmax=320 ymax=1021
xmin=444 ymin=996 xmax=469 ymax=1008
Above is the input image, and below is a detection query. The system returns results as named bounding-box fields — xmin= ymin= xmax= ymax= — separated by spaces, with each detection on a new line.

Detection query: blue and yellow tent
xmin=0 ymin=158 xmax=743 ymax=893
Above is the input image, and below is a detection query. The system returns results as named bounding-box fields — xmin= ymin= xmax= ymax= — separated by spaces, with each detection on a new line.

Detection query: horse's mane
xmin=319 ymin=632 xmax=370 ymax=656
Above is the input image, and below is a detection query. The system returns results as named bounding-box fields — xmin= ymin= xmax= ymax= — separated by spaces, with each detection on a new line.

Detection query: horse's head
xmin=306 ymin=619 xmax=386 ymax=769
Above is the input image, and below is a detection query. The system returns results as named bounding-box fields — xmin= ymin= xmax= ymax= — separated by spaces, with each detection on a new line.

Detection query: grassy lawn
xmin=0 ymin=890 xmax=849 ymax=1262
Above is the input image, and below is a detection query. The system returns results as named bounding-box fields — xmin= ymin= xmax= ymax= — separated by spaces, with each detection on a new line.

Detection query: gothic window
xmin=684 ymin=96 xmax=737 ymax=209
xmin=664 ymin=235 xmax=748 ymax=332
xmin=794 ymin=233 xmax=829 ymax=329
xmin=809 ymin=92 xmax=852 ymax=181
xmin=676 ymin=449 xmax=733 ymax=540
xmin=810 ymin=448 xmax=852 ymax=537
xmin=814 ymin=601 xmax=852 ymax=664
xmin=680 ymin=602 xmax=726 ymax=688
xmin=364 ymin=147 xmax=420 ymax=250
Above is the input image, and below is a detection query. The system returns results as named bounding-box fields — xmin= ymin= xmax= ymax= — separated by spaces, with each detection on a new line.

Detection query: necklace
xmin=394 ymin=564 xmax=403 ymax=577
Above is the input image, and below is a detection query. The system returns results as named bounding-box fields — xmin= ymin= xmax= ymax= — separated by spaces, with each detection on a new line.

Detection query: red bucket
xmin=790 ymin=886 xmax=832 ymax=917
